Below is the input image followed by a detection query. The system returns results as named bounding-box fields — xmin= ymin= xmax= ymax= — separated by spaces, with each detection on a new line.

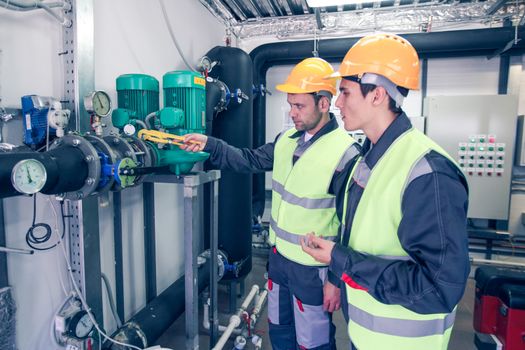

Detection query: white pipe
xmin=202 ymin=299 xmax=242 ymax=335
xmin=212 ymin=285 xmax=260 ymax=350
xmin=250 ymin=288 xmax=268 ymax=326
xmin=471 ymin=257 xmax=525 ymax=268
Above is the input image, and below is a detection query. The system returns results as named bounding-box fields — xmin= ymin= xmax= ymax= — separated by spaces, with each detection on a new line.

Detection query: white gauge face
xmin=85 ymin=90 xmax=112 ymax=117
xmin=11 ymin=159 xmax=47 ymax=194
xmin=74 ymin=313 xmax=94 ymax=339
xmin=92 ymin=91 xmax=112 ymax=117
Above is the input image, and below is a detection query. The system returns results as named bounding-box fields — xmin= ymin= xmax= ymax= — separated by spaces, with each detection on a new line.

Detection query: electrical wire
xmin=51 ymin=199 xmax=142 ymax=350
xmin=101 ymin=272 xmax=123 ymax=328
xmin=25 ymin=194 xmax=65 ymax=251
xmin=158 ymin=0 xmax=196 ymax=72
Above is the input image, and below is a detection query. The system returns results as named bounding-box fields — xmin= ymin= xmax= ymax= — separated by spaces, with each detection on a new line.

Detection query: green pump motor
xmin=162 ymin=70 xmax=206 ymax=134
xmin=112 ymin=74 xmax=160 ymax=130
xmin=141 ymin=70 xmax=209 ymax=175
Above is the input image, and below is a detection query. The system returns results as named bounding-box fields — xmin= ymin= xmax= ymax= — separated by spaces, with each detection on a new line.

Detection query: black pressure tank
xmin=205 ymin=46 xmax=253 ymax=279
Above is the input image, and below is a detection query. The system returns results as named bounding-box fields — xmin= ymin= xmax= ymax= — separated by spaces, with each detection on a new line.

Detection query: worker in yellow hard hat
xmin=301 ymin=34 xmax=470 ymax=350
xmin=182 ymin=57 xmax=361 ymax=349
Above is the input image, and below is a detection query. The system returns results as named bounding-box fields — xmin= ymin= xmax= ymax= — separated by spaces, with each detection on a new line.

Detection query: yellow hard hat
xmin=276 ymin=57 xmax=337 ymax=95
xmin=331 ymin=33 xmax=420 ymax=90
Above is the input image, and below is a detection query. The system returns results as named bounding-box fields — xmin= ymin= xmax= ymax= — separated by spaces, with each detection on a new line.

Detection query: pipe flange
xmin=125 ymin=136 xmax=155 ymax=168
xmin=103 ymin=135 xmax=138 ymax=162
xmin=50 ymin=134 xmax=101 ymax=200
xmin=83 ymin=134 xmax=117 ymax=195
xmin=103 ymin=135 xmax=138 ymax=191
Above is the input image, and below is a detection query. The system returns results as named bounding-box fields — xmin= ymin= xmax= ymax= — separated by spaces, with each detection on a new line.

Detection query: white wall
xmin=0 ymin=1 xmax=226 ymax=349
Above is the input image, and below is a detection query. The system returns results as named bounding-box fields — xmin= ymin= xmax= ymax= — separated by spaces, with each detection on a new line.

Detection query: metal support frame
xmin=67 ymin=197 xmax=103 ymax=321
xmin=143 ymin=183 xmax=157 ymax=302
xmin=0 ymin=199 xmax=8 ymax=288
xmin=62 ymin=0 xmax=104 ymax=343
xmin=208 ymin=177 xmax=219 ymax=347
xmin=146 ymin=170 xmax=221 ymax=350
xmin=113 ymin=192 xmax=125 ymax=321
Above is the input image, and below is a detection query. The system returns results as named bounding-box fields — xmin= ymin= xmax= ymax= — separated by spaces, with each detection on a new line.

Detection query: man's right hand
xmin=180 ymin=133 xmax=208 ymax=152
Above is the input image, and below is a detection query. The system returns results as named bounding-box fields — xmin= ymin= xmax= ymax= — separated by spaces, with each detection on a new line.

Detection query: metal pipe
xmin=0 ymin=246 xmax=33 ymax=255
xmin=0 ymin=0 xmax=66 ymax=10
xmin=471 ymin=257 xmax=525 ymax=268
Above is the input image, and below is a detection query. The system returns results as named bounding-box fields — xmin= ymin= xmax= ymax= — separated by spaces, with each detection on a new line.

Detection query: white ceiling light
xmin=307 ymin=0 xmax=373 ymax=6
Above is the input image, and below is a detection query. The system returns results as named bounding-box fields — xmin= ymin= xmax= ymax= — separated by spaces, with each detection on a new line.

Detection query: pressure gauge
xmin=68 ymin=310 xmax=94 ymax=340
xmin=11 ymin=159 xmax=47 ymax=194
xmin=84 ymin=90 xmax=112 ymax=117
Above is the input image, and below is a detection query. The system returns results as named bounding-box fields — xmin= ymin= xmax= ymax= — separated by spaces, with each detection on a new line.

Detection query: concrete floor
xmin=157 ymin=253 xmax=477 ymax=350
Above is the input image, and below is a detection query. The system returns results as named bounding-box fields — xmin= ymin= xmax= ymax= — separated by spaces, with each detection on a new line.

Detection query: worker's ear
xmin=372 ymin=86 xmax=389 ymax=107
xmin=318 ymin=96 xmax=331 ymax=113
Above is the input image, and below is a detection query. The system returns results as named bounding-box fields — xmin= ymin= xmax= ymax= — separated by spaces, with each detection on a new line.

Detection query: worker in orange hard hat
xmin=301 ymin=34 xmax=470 ymax=350
xmin=182 ymin=57 xmax=361 ymax=350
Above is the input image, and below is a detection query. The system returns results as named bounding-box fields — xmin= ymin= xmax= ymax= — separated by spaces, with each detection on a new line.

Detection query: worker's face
xmin=335 ymin=79 xmax=373 ymax=132
xmin=287 ymin=93 xmax=323 ymax=132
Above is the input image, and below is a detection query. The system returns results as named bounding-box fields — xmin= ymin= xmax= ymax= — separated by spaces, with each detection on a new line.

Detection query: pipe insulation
xmin=0 ymin=287 xmax=16 ymax=350
xmin=107 ymin=261 xmax=211 ymax=349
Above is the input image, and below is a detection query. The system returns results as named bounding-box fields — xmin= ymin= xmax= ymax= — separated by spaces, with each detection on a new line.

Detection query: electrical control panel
xmin=425 ymin=95 xmax=517 ymax=220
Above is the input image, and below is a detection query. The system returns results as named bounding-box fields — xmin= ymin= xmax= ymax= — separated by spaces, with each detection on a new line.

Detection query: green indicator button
xmin=479 ymin=147 xmax=485 ymax=151
xmin=488 ymin=147 xmax=494 ymax=151
xmin=460 ymin=146 xmax=466 ymax=151
xmin=469 ymin=147 xmax=475 ymax=151
xmin=488 ymin=164 xmax=493 ymax=168
xmin=498 ymin=147 xmax=504 ymax=151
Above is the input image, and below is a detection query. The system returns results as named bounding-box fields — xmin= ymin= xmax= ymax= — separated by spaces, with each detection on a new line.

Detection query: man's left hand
xmin=300 ymin=233 xmax=335 ymax=265
xmin=323 ymin=281 xmax=341 ymax=312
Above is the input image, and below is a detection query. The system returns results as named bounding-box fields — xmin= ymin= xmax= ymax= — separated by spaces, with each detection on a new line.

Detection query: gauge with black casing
xmin=84 ymin=90 xmax=112 ymax=117
xmin=11 ymin=159 xmax=47 ymax=194
xmin=68 ymin=310 xmax=94 ymax=340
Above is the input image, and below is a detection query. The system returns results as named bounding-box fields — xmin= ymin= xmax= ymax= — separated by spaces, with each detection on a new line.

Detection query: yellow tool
xmin=137 ymin=129 xmax=203 ymax=147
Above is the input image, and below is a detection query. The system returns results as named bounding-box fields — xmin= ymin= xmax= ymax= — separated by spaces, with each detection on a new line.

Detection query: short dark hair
xmin=311 ymin=92 xmax=331 ymax=106
xmin=358 ymin=83 xmax=404 ymax=115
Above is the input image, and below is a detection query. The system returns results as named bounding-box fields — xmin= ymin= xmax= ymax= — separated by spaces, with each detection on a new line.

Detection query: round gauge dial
xmin=11 ymin=159 xmax=47 ymax=194
xmin=68 ymin=310 xmax=94 ymax=339
xmin=84 ymin=90 xmax=112 ymax=117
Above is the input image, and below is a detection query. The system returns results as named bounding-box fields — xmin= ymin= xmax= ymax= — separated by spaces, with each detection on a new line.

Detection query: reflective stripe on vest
xmin=270 ymin=127 xmax=357 ymax=266
xmin=343 ymin=128 xmax=463 ymax=350
xmin=272 ymin=179 xmax=336 ymax=209
xmin=270 ymin=218 xmax=337 ymax=245
xmin=348 ymin=304 xmax=456 ymax=337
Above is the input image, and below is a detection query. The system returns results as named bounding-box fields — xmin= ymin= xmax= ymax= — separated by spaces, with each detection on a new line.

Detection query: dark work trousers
xmin=267 ymin=248 xmax=336 ymax=350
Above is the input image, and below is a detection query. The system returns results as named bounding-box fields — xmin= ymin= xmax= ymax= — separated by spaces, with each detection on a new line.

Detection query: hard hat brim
xmin=276 ymin=83 xmax=315 ymax=94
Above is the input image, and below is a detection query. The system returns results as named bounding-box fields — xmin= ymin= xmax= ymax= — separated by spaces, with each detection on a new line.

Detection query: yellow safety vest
xmin=270 ymin=127 xmax=356 ymax=266
xmin=343 ymin=128 xmax=463 ymax=350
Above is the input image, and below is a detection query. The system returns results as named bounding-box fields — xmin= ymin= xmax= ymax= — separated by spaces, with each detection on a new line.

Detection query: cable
xmin=51 ymin=198 xmax=142 ymax=350
xmin=158 ymin=0 xmax=196 ymax=72
xmin=25 ymin=194 xmax=64 ymax=250
xmin=101 ymin=272 xmax=123 ymax=328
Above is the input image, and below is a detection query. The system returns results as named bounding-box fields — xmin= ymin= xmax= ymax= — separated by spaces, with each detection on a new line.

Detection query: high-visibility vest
xmin=269 ymin=127 xmax=356 ymax=266
xmin=343 ymin=128 xmax=464 ymax=350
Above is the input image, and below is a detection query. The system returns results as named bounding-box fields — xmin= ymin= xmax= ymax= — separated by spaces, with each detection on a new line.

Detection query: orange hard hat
xmin=276 ymin=57 xmax=337 ymax=95
xmin=331 ymin=33 xmax=420 ymax=90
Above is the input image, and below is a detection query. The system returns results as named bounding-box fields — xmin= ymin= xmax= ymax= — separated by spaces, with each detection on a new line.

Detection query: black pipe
xmin=206 ymin=46 xmax=253 ymax=280
xmin=106 ymin=261 xmax=211 ymax=349
xmin=113 ymin=192 xmax=125 ymax=322
xmin=143 ymin=183 xmax=157 ymax=303
xmin=0 ymin=146 xmax=89 ymax=198
xmin=249 ymin=27 xmax=525 ymax=210
xmin=0 ymin=199 xmax=7 ymax=288
xmin=205 ymin=79 xmax=224 ymax=135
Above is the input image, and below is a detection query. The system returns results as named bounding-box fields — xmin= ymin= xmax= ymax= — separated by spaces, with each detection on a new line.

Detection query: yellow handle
xmin=137 ymin=129 xmax=203 ymax=147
